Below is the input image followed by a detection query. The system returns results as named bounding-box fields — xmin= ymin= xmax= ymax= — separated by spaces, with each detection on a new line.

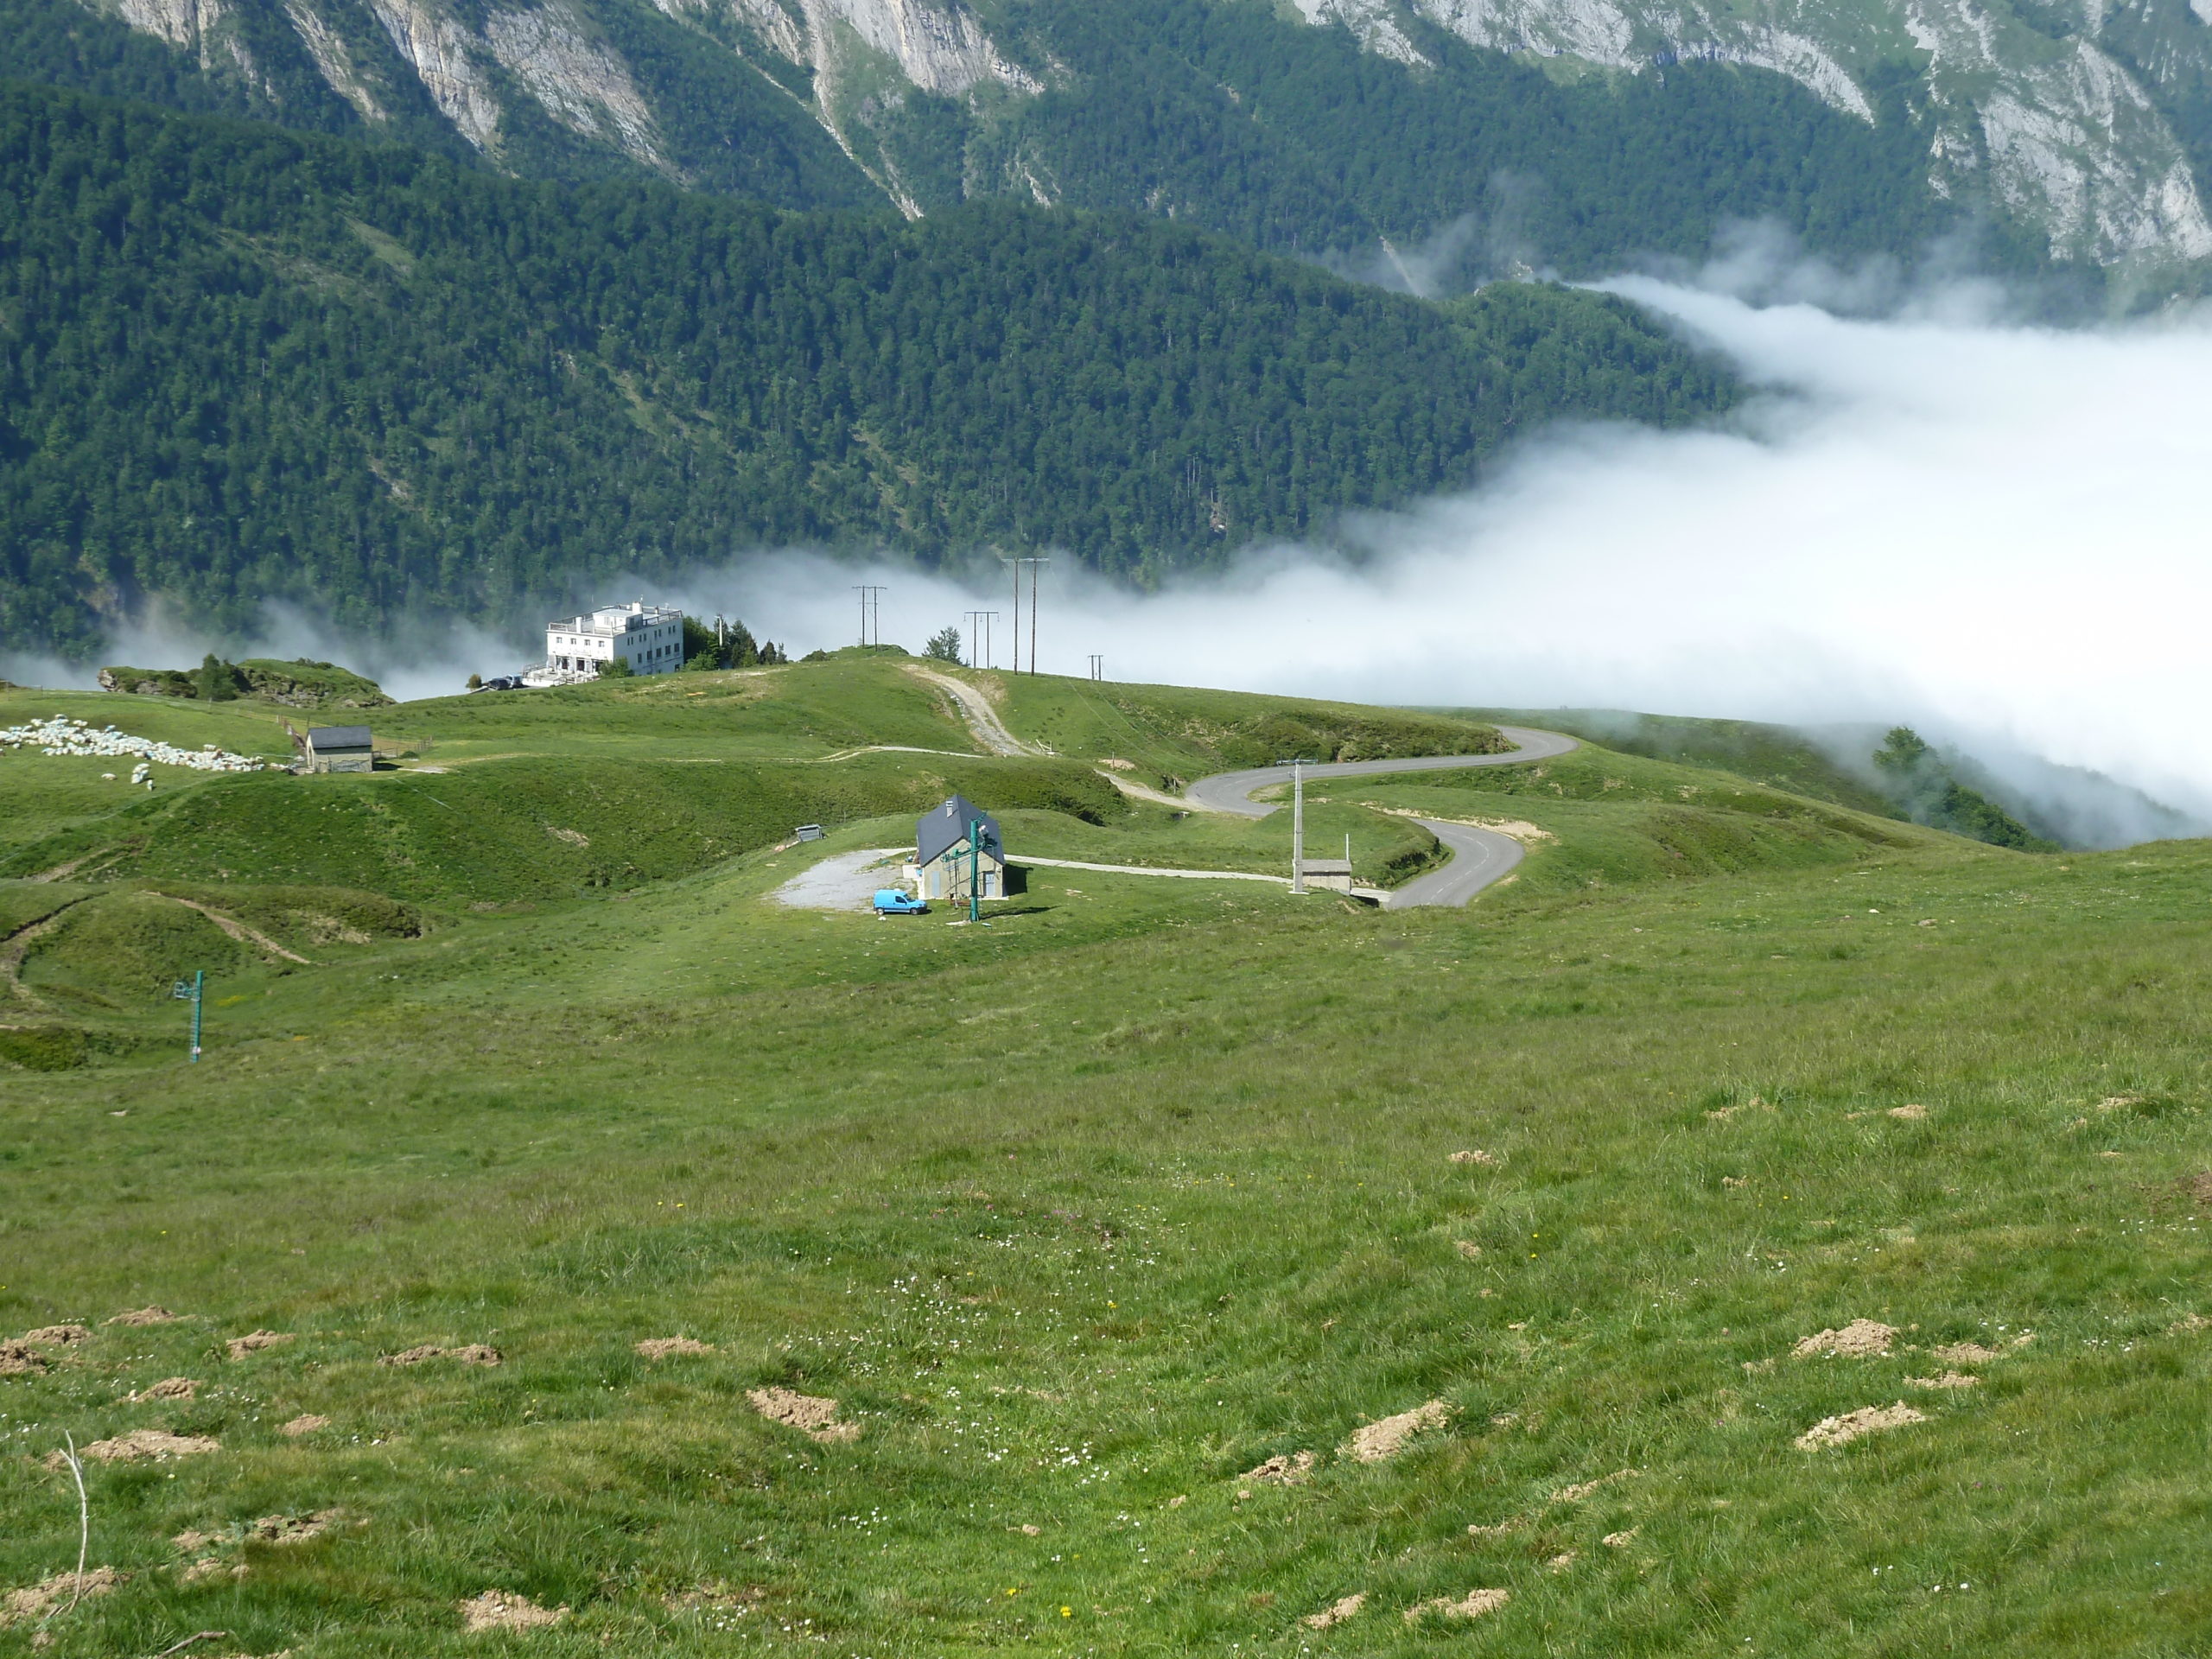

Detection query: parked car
xmin=873 ymin=889 xmax=928 ymax=916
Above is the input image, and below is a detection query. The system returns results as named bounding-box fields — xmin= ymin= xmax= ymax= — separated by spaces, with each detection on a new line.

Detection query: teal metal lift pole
xmin=172 ymin=970 xmax=204 ymax=1062
xmin=968 ymin=819 xmax=982 ymax=923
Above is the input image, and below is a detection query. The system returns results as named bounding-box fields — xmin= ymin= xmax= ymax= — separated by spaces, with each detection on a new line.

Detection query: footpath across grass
xmin=3 ymin=823 xmax=2210 ymax=1656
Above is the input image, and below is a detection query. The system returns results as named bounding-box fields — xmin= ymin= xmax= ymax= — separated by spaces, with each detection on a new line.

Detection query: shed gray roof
xmin=917 ymin=795 xmax=1000 ymax=867
xmin=307 ymin=725 xmax=373 ymax=749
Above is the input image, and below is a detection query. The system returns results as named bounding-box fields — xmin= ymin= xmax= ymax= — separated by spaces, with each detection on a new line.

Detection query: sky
xmin=16 ymin=270 xmax=2212 ymax=832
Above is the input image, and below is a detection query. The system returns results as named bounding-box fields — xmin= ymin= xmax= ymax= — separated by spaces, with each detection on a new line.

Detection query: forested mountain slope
xmin=16 ymin=0 xmax=2211 ymax=280
xmin=0 ymin=82 xmax=1738 ymax=655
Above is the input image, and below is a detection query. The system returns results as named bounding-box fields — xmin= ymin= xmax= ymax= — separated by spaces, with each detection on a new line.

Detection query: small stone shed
xmin=304 ymin=725 xmax=374 ymax=774
xmin=905 ymin=794 xmax=1007 ymax=901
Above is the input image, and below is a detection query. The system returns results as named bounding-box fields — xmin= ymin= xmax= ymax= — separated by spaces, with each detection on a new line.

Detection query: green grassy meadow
xmin=3 ymin=664 xmax=2209 ymax=1657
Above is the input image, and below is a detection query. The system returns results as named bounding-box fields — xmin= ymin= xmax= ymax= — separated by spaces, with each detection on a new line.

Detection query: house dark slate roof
xmin=307 ymin=726 xmax=374 ymax=750
xmin=917 ymin=795 xmax=1000 ymax=867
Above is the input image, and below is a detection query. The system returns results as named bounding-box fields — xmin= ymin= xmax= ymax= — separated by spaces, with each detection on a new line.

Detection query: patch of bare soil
xmin=107 ymin=1307 xmax=184 ymax=1326
xmin=1551 ymin=1469 xmax=1639 ymax=1504
xmin=1453 ymin=1240 xmax=1482 ymax=1258
xmin=379 ymin=1344 xmax=500 ymax=1367
xmin=1465 ymin=1516 xmax=1525 ymax=1538
xmin=1342 ymin=1400 xmax=1452 ymax=1463
xmin=0 ymin=1567 xmax=125 ymax=1627
xmin=182 ymin=1557 xmax=243 ymax=1584
xmin=1447 ymin=1149 xmax=1500 ymax=1167
xmin=747 ymin=1386 xmax=858 ymax=1443
xmin=1243 ymin=1451 xmax=1316 ymax=1485
xmin=0 ymin=1341 xmax=47 ymax=1376
xmin=2097 ymin=1095 xmax=2144 ymax=1113
xmin=278 ymin=1414 xmax=328 ymax=1437
xmin=1303 ymin=1593 xmax=1365 ymax=1630
xmin=1906 ymin=1372 xmax=1980 ymax=1389
xmin=1545 ymin=1551 xmax=1577 ymax=1573
xmin=1795 ymin=1402 xmax=1926 ymax=1451
xmin=59 ymin=1429 xmax=219 ymax=1465
xmin=245 ymin=1510 xmax=344 ymax=1544
xmin=636 ymin=1338 xmax=715 ymax=1360
xmin=1403 ymin=1588 xmax=1509 ymax=1624
xmin=1888 ymin=1103 xmax=1929 ymax=1121
xmin=226 ymin=1331 xmax=292 ymax=1359
xmin=1469 ymin=818 xmax=1554 ymax=844
xmin=22 ymin=1325 xmax=89 ymax=1345
xmin=461 ymin=1590 xmax=567 ymax=1633
xmin=2184 ymin=1173 xmax=2212 ymax=1206
xmin=129 ymin=1376 xmax=200 ymax=1402
xmin=2167 ymin=1313 xmax=2209 ymax=1335
xmin=1793 ymin=1319 xmax=1897 ymax=1359
xmin=1929 ymin=1335 xmax=2031 ymax=1364
xmin=1602 ymin=1528 xmax=1641 ymax=1548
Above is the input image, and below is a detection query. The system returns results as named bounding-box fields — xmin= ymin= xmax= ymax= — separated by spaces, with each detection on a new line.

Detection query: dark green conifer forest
xmin=0 ymin=81 xmax=1738 ymax=654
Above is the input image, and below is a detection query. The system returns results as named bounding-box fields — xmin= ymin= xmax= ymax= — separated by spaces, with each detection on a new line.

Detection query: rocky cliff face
xmin=59 ymin=0 xmax=2212 ymax=274
xmin=1304 ymin=0 xmax=2212 ymax=266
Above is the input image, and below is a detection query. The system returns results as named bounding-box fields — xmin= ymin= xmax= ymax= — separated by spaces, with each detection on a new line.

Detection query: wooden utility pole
xmin=964 ymin=610 xmax=998 ymax=670
xmin=999 ymin=559 xmax=1046 ymax=671
xmin=853 ymin=585 xmax=886 ymax=647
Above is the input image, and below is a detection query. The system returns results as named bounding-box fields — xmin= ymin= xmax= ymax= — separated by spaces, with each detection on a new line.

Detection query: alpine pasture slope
xmin=1 ymin=655 xmax=2208 ymax=1657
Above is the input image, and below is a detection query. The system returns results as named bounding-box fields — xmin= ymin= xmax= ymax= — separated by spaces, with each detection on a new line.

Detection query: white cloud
xmin=729 ymin=279 xmax=2212 ymax=829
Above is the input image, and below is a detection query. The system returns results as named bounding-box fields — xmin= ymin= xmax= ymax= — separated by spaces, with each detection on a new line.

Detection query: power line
xmin=999 ymin=557 xmax=1048 ymax=674
xmin=852 ymin=585 xmax=886 ymax=648
xmin=964 ymin=611 xmax=1000 ymax=670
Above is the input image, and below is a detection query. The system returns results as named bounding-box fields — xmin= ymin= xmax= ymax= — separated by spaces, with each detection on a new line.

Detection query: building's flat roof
xmin=551 ymin=602 xmax=683 ymax=633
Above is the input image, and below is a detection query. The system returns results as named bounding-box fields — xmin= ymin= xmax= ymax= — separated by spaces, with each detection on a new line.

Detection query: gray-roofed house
xmin=905 ymin=795 xmax=1006 ymax=901
xmin=305 ymin=725 xmax=375 ymax=774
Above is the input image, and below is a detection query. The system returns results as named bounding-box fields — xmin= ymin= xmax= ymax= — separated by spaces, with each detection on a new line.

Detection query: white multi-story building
xmin=540 ymin=600 xmax=685 ymax=681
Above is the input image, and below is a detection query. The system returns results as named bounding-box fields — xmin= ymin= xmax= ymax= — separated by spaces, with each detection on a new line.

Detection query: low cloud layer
xmin=16 ymin=276 xmax=2212 ymax=837
xmin=727 ymin=279 xmax=2212 ymax=830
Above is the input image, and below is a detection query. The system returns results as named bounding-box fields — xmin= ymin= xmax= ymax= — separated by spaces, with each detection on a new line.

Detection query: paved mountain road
xmin=1185 ymin=726 xmax=1579 ymax=908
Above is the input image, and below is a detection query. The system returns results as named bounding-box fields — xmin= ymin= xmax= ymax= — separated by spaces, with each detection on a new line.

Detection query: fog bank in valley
xmin=16 ymin=274 xmax=2212 ymax=841
xmin=728 ymin=277 xmax=2212 ymax=834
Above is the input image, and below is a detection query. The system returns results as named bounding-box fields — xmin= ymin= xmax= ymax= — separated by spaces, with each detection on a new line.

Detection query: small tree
xmin=194 ymin=654 xmax=243 ymax=701
xmin=1872 ymin=727 xmax=1932 ymax=777
xmin=595 ymin=655 xmax=633 ymax=679
xmin=466 ymin=672 xmax=482 ymax=690
xmin=925 ymin=626 xmax=963 ymax=664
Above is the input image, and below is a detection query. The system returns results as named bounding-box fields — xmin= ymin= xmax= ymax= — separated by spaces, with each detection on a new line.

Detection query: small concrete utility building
xmin=305 ymin=725 xmax=374 ymax=773
xmin=543 ymin=600 xmax=684 ymax=679
xmin=906 ymin=795 xmax=1006 ymax=901
xmin=1297 ymin=857 xmax=1354 ymax=894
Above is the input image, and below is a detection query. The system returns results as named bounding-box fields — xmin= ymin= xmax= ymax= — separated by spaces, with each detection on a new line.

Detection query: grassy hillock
xmin=1454 ymin=707 xmax=1901 ymax=817
xmin=1327 ymin=745 xmax=1948 ymax=898
xmin=98 ymin=658 xmax=392 ymax=709
xmin=0 ymin=753 xmax=1124 ymax=903
xmin=989 ymin=671 xmax=1511 ymax=787
xmin=4 ymin=667 xmax=2202 ymax=1656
